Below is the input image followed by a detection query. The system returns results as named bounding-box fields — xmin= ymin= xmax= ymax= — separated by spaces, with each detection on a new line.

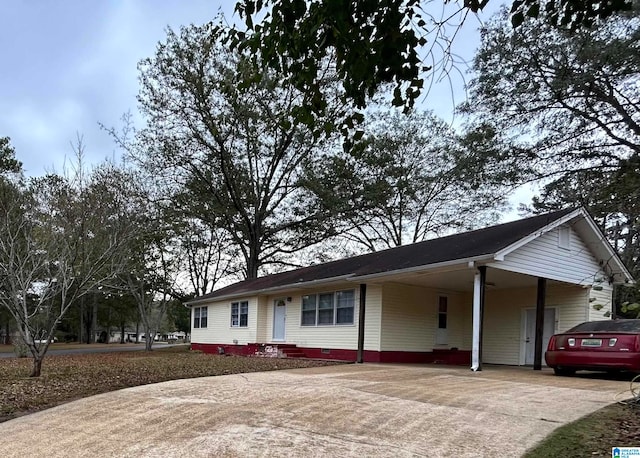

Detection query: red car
xmin=545 ymin=319 xmax=640 ymax=375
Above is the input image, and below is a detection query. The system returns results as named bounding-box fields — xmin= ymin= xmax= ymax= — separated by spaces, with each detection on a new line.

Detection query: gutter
xmin=184 ymin=274 xmax=355 ymax=305
xmin=347 ymin=254 xmax=495 ymax=282
xmin=186 ymin=254 xmax=499 ymax=305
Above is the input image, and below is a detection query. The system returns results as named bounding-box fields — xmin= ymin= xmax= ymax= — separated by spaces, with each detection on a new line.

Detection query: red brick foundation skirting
xmin=190 ymin=343 xmax=470 ymax=365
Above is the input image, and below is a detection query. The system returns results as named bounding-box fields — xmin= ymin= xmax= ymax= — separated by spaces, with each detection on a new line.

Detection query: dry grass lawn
xmin=0 ymin=345 xmax=342 ymax=423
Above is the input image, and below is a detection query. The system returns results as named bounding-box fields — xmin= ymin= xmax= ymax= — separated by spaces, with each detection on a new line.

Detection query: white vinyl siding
xmin=190 ymin=297 xmax=259 ymax=345
xmin=481 ymin=288 xmax=529 ymax=365
xmin=255 ymin=296 xmax=269 ymax=342
xmin=479 ymin=285 xmax=589 ymax=365
xmin=489 ymin=227 xmax=605 ymax=286
xmin=380 ymin=283 xmax=467 ymax=352
xmin=259 ymin=284 xmax=382 ymax=351
xmin=363 ymin=285 xmax=382 ymax=351
xmin=552 ymin=285 xmax=590 ymax=332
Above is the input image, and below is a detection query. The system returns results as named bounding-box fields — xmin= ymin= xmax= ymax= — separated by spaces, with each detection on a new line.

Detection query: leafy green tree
xmin=0 ymin=137 xmax=22 ymax=175
xmin=464 ymin=7 xmax=639 ymax=316
xmin=97 ymin=291 xmax=139 ymax=344
xmin=166 ymin=298 xmax=191 ymax=335
xmin=219 ymin=0 xmax=633 ymax=136
xmin=462 ymin=6 xmax=639 ymax=182
xmin=528 ymin=160 xmax=640 ymax=316
xmin=305 ymin=111 xmax=509 ymax=251
xmin=133 ymin=24 xmax=343 ymax=279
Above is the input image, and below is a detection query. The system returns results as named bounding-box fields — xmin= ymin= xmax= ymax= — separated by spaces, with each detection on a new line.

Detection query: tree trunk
xmin=135 ymin=321 xmax=139 ymax=343
xmin=91 ymin=294 xmax=98 ymax=344
xmin=120 ymin=321 xmax=125 ymax=344
xmin=30 ymin=356 xmax=43 ymax=378
xmin=145 ymin=326 xmax=153 ymax=351
xmin=79 ymin=299 xmax=84 ymax=344
xmin=3 ymin=321 xmax=9 ymax=345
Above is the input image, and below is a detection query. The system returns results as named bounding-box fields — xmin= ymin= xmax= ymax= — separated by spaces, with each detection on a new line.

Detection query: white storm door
xmin=524 ymin=308 xmax=555 ymax=365
xmin=273 ymin=299 xmax=286 ymax=341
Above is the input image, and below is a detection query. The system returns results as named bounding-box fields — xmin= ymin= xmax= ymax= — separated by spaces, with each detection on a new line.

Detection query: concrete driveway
xmin=0 ymin=363 xmax=629 ymax=457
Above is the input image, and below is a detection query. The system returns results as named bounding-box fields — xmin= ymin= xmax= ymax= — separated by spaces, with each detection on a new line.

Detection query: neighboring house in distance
xmin=185 ymin=208 xmax=633 ymax=370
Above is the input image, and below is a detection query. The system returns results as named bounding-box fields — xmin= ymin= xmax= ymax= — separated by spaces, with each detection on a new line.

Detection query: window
xmin=301 ymin=289 xmax=355 ymax=326
xmin=558 ymin=226 xmax=570 ymax=249
xmin=193 ymin=306 xmax=207 ymax=328
xmin=301 ymin=294 xmax=317 ymax=325
xmin=436 ymin=296 xmax=448 ymax=345
xmin=438 ymin=296 xmax=447 ymax=329
xmin=231 ymin=301 xmax=248 ymax=327
xmin=336 ymin=290 xmax=355 ymax=324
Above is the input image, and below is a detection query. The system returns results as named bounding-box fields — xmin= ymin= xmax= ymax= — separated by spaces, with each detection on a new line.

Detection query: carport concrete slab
xmin=0 ymin=364 xmax=628 ymax=457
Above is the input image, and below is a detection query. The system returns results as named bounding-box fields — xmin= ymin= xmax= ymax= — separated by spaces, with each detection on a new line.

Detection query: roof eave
xmin=184 ymin=274 xmax=355 ymax=305
xmin=347 ymin=254 xmax=496 ymax=282
xmin=494 ymin=208 xmax=584 ymax=261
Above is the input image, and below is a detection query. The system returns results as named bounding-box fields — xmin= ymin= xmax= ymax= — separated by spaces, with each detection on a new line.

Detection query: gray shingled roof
xmin=189 ymin=208 xmax=576 ymax=302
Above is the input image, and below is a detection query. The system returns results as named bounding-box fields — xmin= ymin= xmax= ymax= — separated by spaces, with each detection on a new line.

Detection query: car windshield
xmin=567 ymin=319 xmax=640 ymax=333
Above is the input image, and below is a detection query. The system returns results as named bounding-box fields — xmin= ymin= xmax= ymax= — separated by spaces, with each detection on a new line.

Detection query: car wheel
xmin=553 ymin=367 xmax=575 ymax=376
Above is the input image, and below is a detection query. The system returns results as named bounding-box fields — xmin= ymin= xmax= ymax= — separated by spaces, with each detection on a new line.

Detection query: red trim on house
xmin=191 ymin=343 xmax=470 ymax=365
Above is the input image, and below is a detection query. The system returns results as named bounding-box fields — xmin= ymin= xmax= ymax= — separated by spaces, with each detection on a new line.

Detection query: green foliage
xmin=466 ymin=7 xmax=640 ymax=314
xmin=0 ymin=137 xmax=22 ymax=175
xmin=166 ymin=300 xmax=191 ymax=334
xmin=463 ymin=6 xmax=640 ymax=183
xmin=511 ymin=0 xmax=633 ymax=28
xmin=621 ymin=301 xmax=640 ymax=318
xmin=214 ymin=0 xmax=634 ymax=137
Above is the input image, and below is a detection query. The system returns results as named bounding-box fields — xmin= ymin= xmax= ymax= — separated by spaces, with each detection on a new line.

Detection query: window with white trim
xmin=231 ymin=301 xmax=248 ymax=327
xmin=301 ymin=290 xmax=355 ymax=326
xmin=193 ymin=306 xmax=207 ymax=328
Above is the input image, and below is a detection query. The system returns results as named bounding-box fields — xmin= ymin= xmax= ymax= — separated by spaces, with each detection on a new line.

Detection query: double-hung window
xmin=301 ymin=289 xmax=355 ymax=326
xmin=231 ymin=301 xmax=249 ymax=327
xmin=193 ymin=306 xmax=207 ymax=328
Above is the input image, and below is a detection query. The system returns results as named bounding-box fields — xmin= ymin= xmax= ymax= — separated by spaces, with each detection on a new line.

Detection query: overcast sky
xmin=0 ymin=1 xmax=528 ymax=210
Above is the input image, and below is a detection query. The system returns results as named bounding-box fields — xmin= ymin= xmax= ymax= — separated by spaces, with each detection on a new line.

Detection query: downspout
xmin=356 ymin=283 xmax=367 ymax=363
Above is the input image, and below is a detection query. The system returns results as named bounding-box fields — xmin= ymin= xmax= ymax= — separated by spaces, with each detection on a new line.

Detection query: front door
xmin=273 ymin=299 xmax=286 ymax=341
xmin=524 ymin=308 xmax=556 ymax=365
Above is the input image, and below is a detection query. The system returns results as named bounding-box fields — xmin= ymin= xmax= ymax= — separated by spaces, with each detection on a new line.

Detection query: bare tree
xmin=179 ymin=219 xmax=239 ymax=297
xmin=305 ymin=111 xmax=510 ymax=251
xmin=132 ymin=25 xmax=344 ymax=279
xmin=99 ymin=166 xmax=186 ymax=351
xmin=0 ymin=149 xmax=134 ymax=376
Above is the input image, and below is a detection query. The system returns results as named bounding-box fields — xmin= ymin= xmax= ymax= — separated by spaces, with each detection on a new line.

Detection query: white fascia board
xmin=184 ymin=274 xmax=355 ymax=305
xmin=348 ymin=254 xmax=495 ymax=282
xmin=493 ymin=208 xmax=584 ymax=261
xmin=575 ymin=212 xmax=635 ymax=283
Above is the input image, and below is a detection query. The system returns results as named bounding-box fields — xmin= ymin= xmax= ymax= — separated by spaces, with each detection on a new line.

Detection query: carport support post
xmin=534 ymin=277 xmax=547 ymax=371
xmin=356 ymin=283 xmax=367 ymax=363
xmin=471 ymin=266 xmax=487 ymax=371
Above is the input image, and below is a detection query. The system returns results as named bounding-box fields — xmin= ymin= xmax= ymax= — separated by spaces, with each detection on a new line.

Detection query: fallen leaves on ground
xmin=0 ymin=346 xmax=342 ymax=422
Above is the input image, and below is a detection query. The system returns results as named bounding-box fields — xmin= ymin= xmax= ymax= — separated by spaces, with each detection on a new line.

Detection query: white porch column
xmin=471 ymin=271 xmax=481 ymax=371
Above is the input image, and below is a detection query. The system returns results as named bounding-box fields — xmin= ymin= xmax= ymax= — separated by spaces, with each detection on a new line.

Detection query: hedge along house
xmin=186 ymin=208 xmax=633 ymax=370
